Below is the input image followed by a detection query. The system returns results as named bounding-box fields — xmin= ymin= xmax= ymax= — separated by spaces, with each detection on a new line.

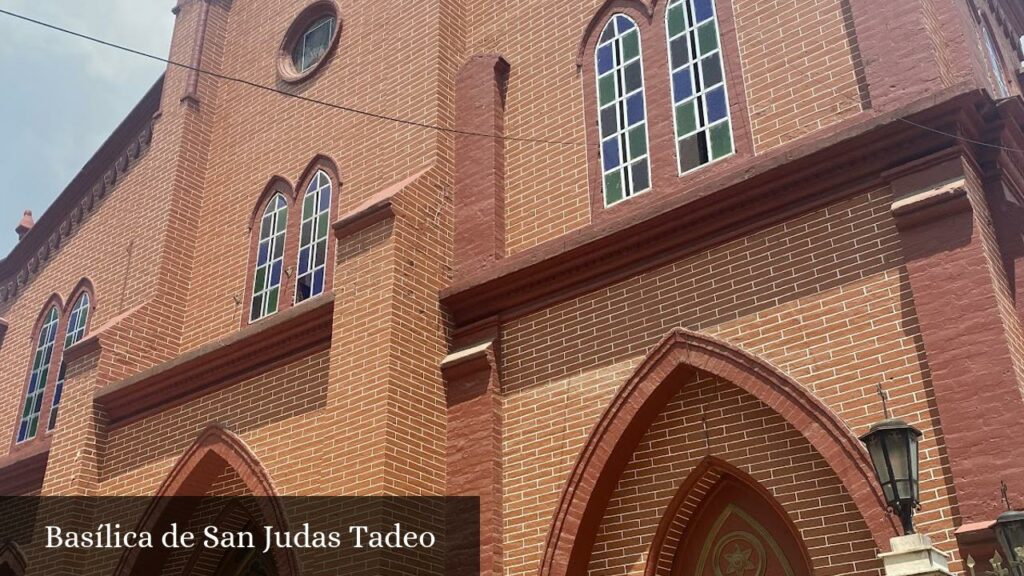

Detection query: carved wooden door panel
xmin=674 ymin=478 xmax=811 ymax=576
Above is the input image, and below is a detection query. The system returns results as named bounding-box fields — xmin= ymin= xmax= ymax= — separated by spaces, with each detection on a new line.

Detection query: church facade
xmin=1 ymin=0 xmax=1024 ymax=574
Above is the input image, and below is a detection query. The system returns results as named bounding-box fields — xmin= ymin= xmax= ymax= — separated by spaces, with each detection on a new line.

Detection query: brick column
xmin=453 ymin=55 xmax=510 ymax=282
xmin=442 ymin=338 xmax=502 ymax=576
xmin=890 ymin=154 xmax=1024 ymax=524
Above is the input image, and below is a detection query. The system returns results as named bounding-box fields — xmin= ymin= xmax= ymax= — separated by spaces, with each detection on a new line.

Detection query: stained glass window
xmin=48 ymin=292 xmax=90 ymax=431
xmin=295 ymin=170 xmax=332 ymax=304
xmin=292 ymin=16 xmax=336 ymax=73
xmin=666 ymin=0 xmax=734 ymax=174
xmin=251 ymin=194 xmax=288 ymax=322
xmin=18 ymin=306 xmax=59 ymax=442
xmin=596 ymin=14 xmax=651 ymax=206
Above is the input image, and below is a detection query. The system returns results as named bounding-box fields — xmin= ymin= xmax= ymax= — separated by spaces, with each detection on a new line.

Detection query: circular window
xmin=278 ymin=2 xmax=340 ymax=83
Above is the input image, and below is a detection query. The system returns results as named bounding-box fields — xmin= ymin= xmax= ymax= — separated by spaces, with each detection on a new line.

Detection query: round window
xmin=278 ymin=2 xmax=340 ymax=83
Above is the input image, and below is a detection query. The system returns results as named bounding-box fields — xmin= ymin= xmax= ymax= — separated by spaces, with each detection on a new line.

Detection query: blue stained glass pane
xmin=626 ymin=92 xmax=645 ymax=126
xmin=54 ymin=383 xmax=63 ymax=404
xmin=602 ymin=138 xmax=620 ymax=171
xmin=299 ymin=248 xmax=310 ymax=274
xmin=694 ymin=0 xmax=714 ymax=22
xmin=707 ymin=86 xmax=727 ymax=122
xmin=319 ymin=188 xmax=331 ymax=211
xmin=18 ymin=421 xmax=27 ymax=442
xmin=275 ymin=195 xmax=287 ymax=209
xmin=616 ymin=15 xmax=635 ymax=31
xmin=672 ymin=69 xmax=693 ymax=101
xmin=271 ymin=260 xmax=282 ymax=285
xmin=312 ymin=269 xmax=324 ymax=295
xmin=34 ymin=394 xmax=44 ymax=412
xmin=258 ymin=242 xmax=269 ymax=266
xmin=597 ymin=44 xmax=614 ymax=75
xmin=28 ymin=376 xmax=37 ymax=394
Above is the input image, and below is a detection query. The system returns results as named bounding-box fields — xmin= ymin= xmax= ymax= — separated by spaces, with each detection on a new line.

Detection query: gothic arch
xmin=114 ymin=424 xmax=298 ymax=576
xmin=63 ymin=278 xmax=96 ymax=318
xmin=0 ymin=541 xmax=27 ymax=576
xmin=248 ymin=176 xmax=295 ymax=232
xmin=644 ymin=456 xmax=813 ymax=576
xmin=575 ymin=0 xmax=659 ymax=66
xmin=539 ymin=328 xmax=897 ymax=576
xmin=294 ymin=154 xmax=342 ymax=196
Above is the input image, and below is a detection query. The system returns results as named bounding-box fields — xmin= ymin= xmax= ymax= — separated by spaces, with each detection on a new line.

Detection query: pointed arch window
xmin=48 ymin=292 xmax=90 ymax=431
xmin=666 ymin=0 xmax=734 ymax=174
xmin=596 ymin=14 xmax=651 ymax=206
xmin=295 ymin=170 xmax=332 ymax=303
xmin=250 ymin=194 xmax=289 ymax=322
xmin=18 ymin=306 xmax=59 ymax=443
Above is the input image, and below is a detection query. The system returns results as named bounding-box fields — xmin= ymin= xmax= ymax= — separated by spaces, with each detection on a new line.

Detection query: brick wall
xmin=500 ymin=190 xmax=962 ymax=575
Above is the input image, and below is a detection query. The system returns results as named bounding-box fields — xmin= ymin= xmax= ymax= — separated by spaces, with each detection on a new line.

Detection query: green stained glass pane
xmin=697 ymin=21 xmax=718 ymax=55
xmin=33 ymin=351 xmax=42 ymax=369
xmin=604 ymin=171 xmax=623 ymax=205
xmin=301 ymin=222 xmax=312 ymax=246
xmin=23 ymin=398 xmax=32 ymax=417
xmin=303 ymin=194 xmax=315 ymax=216
xmin=255 ymin=267 xmax=266 ymax=292
xmin=710 ymin=120 xmax=733 ymax=159
xmin=39 ymin=368 xmax=48 ymax=386
xmin=622 ymin=30 xmax=639 ymax=61
xmin=628 ymin=125 xmax=647 ymax=157
xmin=317 ymin=216 xmax=329 ymax=240
xmin=675 ymin=100 xmax=697 ymax=136
xmin=599 ymin=75 xmax=616 ymax=107
xmin=668 ymin=4 xmax=686 ymax=37
xmin=276 ymin=210 xmax=288 ymax=232
xmin=267 ymin=287 xmax=279 ymax=313
xmin=28 ymin=418 xmax=37 ymax=438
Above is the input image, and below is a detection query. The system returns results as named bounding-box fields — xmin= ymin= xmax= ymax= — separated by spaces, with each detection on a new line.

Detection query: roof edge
xmin=0 ymin=74 xmax=165 ymax=296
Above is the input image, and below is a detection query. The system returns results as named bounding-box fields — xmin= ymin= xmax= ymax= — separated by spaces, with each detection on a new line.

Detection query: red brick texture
xmin=0 ymin=0 xmax=1022 ymax=575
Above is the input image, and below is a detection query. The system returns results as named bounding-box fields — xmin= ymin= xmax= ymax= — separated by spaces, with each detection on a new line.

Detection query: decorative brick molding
xmin=113 ymin=424 xmax=297 ymax=576
xmin=0 ymin=79 xmax=161 ymax=304
xmin=0 ymin=541 xmax=27 ymax=576
xmin=94 ymin=293 xmax=334 ymax=429
xmin=539 ymin=328 xmax=896 ymax=576
xmin=441 ymin=90 xmax=982 ymax=331
xmin=644 ymin=456 xmax=813 ymax=576
xmin=0 ymin=437 xmax=49 ymax=496
xmin=442 ymin=337 xmax=503 ymax=576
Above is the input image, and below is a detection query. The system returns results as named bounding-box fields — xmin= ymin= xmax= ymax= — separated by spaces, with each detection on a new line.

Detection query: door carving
xmin=674 ymin=478 xmax=811 ymax=576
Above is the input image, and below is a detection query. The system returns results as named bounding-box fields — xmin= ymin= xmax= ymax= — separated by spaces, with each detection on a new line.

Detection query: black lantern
xmin=859 ymin=418 xmax=922 ymax=535
xmin=995 ymin=510 xmax=1024 ymax=576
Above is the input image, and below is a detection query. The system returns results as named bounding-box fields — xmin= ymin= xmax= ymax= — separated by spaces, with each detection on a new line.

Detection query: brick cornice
xmin=0 ymin=77 xmax=163 ymax=305
xmin=442 ymin=88 xmax=987 ymax=331
xmin=0 ymin=437 xmax=50 ymax=496
xmin=94 ymin=293 xmax=334 ymax=429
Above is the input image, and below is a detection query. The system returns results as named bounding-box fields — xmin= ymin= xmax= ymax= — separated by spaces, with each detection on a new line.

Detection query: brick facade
xmin=1 ymin=0 xmax=1024 ymax=574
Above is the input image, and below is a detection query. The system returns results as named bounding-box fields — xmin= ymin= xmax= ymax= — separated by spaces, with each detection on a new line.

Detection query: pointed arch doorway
xmin=645 ymin=457 xmax=813 ymax=576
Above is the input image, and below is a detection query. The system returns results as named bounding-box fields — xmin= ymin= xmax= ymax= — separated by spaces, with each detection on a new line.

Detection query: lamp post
xmin=991 ymin=510 xmax=1024 ymax=576
xmin=860 ymin=418 xmax=923 ymax=535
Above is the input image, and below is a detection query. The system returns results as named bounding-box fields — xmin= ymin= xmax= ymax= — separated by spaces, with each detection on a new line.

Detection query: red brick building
xmin=1 ymin=0 xmax=1023 ymax=574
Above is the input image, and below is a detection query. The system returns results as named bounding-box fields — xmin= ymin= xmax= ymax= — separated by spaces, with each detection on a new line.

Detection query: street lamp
xmin=860 ymin=418 xmax=922 ymax=535
xmin=994 ymin=510 xmax=1024 ymax=576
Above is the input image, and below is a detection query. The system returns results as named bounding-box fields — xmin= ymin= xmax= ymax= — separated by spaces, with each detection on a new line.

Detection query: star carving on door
xmin=722 ymin=543 xmax=756 ymax=575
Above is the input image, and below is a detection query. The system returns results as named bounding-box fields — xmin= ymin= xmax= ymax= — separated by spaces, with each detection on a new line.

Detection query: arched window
xmin=596 ymin=14 xmax=651 ymax=206
xmin=666 ymin=0 xmax=733 ymax=174
xmin=250 ymin=194 xmax=289 ymax=322
xmin=17 ymin=306 xmax=59 ymax=443
xmin=295 ymin=169 xmax=332 ymax=303
xmin=48 ymin=292 xmax=90 ymax=431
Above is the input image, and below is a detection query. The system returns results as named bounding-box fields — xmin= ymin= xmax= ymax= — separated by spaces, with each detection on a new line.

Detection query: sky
xmin=0 ymin=1 xmax=176 ymax=257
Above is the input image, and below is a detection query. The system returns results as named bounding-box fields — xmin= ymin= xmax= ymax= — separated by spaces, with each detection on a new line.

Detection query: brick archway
xmin=0 ymin=541 xmax=27 ymax=576
xmin=539 ymin=328 xmax=896 ymax=576
xmin=114 ymin=424 xmax=298 ymax=576
xmin=644 ymin=456 xmax=813 ymax=576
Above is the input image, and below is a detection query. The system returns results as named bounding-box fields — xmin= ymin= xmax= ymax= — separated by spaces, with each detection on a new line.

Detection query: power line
xmin=0 ymin=7 xmax=581 ymax=147
xmin=2 ymin=8 xmax=1021 ymax=155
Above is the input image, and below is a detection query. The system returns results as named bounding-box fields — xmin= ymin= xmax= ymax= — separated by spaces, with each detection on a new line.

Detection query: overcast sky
xmin=0 ymin=1 xmax=175 ymax=256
